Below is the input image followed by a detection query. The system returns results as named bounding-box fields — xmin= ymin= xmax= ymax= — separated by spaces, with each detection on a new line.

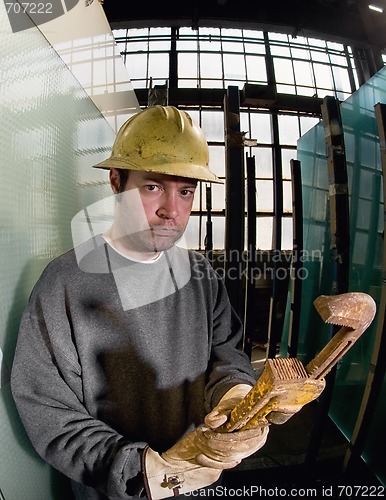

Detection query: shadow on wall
xmin=1 ymin=257 xmax=75 ymax=499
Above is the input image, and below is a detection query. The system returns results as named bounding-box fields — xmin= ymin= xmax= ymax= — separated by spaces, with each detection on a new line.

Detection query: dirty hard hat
xmin=93 ymin=105 xmax=223 ymax=184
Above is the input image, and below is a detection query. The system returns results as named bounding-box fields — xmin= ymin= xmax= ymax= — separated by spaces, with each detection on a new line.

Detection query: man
xmin=11 ymin=106 xmax=269 ymax=499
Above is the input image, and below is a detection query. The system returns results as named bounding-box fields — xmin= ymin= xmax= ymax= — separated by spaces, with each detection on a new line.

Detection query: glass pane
xmin=296 ymin=86 xmax=316 ymax=96
xmin=240 ymin=112 xmax=250 ymax=136
xmin=251 ymin=147 xmax=273 ymax=178
xmin=246 ymin=55 xmax=267 ymax=83
xmin=281 ymin=148 xmax=297 ymax=179
xmin=123 ymin=41 xmax=148 ymax=53
xmin=257 ymin=217 xmax=273 ymax=249
xmin=283 ymin=180 xmax=293 ymax=212
xmin=148 ymin=28 xmax=171 ymax=50
xmin=293 ymin=60 xmax=314 ymax=87
xmin=202 ymin=111 xmax=225 ymax=142
xmin=179 ymin=79 xmax=199 ymax=88
xmin=178 ymin=53 xmax=198 ymax=78
xmin=179 ymin=27 xmax=196 ymax=35
xmin=177 ymin=39 xmax=197 ymax=50
xmin=314 ymin=62 xmax=333 ymax=89
xmin=113 ymin=29 xmax=127 ymax=37
xmin=329 ymin=54 xmax=346 ymax=66
xmin=332 ymin=65 xmax=351 ymax=93
xmin=183 ymin=215 xmax=201 ymax=249
xmin=221 ymin=28 xmax=243 ymax=37
xmin=300 ymin=116 xmax=321 ymax=135
xmin=273 ymin=58 xmax=295 ymax=84
xmin=186 ymin=215 xmax=225 ymax=250
xmin=210 ymin=183 xmax=226 ymax=210
xmin=131 ymin=80 xmax=146 ymax=89
xmin=281 ymin=216 xmax=293 ymax=249
xmin=200 ymin=53 xmax=223 ymax=79
xmin=270 ymin=45 xmax=291 ymax=57
xmin=291 ymin=36 xmax=307 ymax=46
xmin=128 ymin=28 xmax=148 ymax=37
xmin=201 ymin=80 xmax=225 ymax=89
xmin=0 ymin=8 xmax=121 ymax=498
xmin=268 ymin=32 xmax=288 ymax=42
xmin=250 ymin=113 xmax=272 ymax=144
xmin=222 ymin=40 xmax=244 ymax=52
xmin=124 ymin=54 xmax=147 ymax=79
xmin=208 ymin=145 xmax=225 ymax=178
xmin=243 ymin=30 xmax=264 ymax=40
xmin=278 ymin=115 xmax=300 ymax=145
xmin=212 ymin=217 xmax=226 ymax=249
xmin=256 ymin=180 xmax=273 ymax=212
xmin=310 ymin=49 xmax=329 ymax=63
xmin=199 ymin=39 xmax=221 ymax=51
xmin=308 ymin=37 xmax=327 ymax=47
xmin=199 ymin=27 xmax=221 ymax=51
xmin=327 ymin=41 xmax=344 ymax=50
xmin=200 ymin=27 xmax=221 ymax=36
xmin=148 ymin=52 xmax=169 ymax=79
xmin=277 ymin=84 xmax=296 ymax=93
xmin=191 ymin=188 xmax=201 ymax=211
xmin=223 ymin=53 xmax=246 ymax=80
xmin=244 ymin=42 xmax=266 ymax=55
xmin=293 ymin=66 xmax=386 ymax=486
xmin=291 ymin=48 xmax=310 ymax=60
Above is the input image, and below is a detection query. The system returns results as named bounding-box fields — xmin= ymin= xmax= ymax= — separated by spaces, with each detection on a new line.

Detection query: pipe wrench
xmin=219 ymin=292 xmax=376 ymax=432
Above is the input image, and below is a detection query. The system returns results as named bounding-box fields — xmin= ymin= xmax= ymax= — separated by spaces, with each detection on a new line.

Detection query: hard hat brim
xmin=93 ymin=157 xmax=224 ymax=184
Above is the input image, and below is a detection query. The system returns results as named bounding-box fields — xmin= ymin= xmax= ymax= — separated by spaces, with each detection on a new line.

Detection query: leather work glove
xmin=192 ymin=383 xmax=269 ymax=468
xmin=143 ymin=385 xmax=270 ymax=498
xmin=193 ymin=424 xmax=269 ymax=469
xmin=204 ymin=383 xmax=254 ymax=429
xmin=143 ymin=431 xmax=221 ymax=500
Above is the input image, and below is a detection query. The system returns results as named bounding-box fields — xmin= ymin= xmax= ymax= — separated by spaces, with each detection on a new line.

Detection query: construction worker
xmin=11 ymin=106 xmax=270 ymax=500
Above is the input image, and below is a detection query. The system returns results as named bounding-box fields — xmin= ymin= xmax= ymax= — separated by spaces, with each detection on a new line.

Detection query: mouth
xmin=151 ymin=226 xmax=181 ymax=237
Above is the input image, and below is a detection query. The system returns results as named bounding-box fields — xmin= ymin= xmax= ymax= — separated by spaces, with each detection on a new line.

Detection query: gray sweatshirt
xmin=11 ymin=237 xmax=257 ymax=499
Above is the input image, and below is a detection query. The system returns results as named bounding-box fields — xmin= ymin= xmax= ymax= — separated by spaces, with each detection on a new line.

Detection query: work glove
xmin=195 ymin=383 xmax=269 ymax=468
xmin=193 ymin=424 xmax=269 ymax=469
xmin=143 ymin=384 xmax=271 ymax=499
xmin=204 ymin=383 xmax=254 ymax=429
xmin=143 ymin=431 xmax=221 ymax=499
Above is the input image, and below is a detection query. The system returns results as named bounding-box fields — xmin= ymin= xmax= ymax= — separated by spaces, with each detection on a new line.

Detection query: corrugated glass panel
xmin=0 ymin=2 xmax=115 ymax=498
xmin=285 ymin=66 xmax=386 ymax=486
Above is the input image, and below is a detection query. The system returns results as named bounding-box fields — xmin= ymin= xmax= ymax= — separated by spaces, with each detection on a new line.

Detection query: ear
xmin=109 ymin=168 xmax=120 ymax=194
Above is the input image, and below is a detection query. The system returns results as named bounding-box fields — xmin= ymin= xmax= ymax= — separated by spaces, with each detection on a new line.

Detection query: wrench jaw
xmin=313 ymin=292 xmax=376 ymax=331
xmin=306 ymin=292 xmax=377 ymax=380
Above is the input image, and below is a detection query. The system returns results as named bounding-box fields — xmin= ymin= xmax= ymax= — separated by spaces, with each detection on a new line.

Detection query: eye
xmin=146 ymin=184 xmax=161 ymax=192
xmin=181 ymin=188 xmax=195 ymax=197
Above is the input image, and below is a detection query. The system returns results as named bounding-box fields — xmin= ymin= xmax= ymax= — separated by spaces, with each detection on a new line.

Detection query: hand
xmin=204 ymin=384 xmax=254 ymax=429
xmin=194 ymin=383 xmax=269 ymax=469
xmin=193 ymin=424 xmax=269 ymax=469
xmin=143 ymin=435 xmax=221 ymax=500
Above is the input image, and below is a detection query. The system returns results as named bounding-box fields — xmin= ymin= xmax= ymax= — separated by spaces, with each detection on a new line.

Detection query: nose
xmin=156 ymin=191 xmax=179 ymax=220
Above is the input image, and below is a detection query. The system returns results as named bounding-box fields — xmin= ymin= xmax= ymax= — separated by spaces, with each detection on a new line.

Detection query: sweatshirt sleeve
xmin=201 ymin=260 xmax=258 ymax=411
xmin=11 ymin=308 xmax=147 ymax=499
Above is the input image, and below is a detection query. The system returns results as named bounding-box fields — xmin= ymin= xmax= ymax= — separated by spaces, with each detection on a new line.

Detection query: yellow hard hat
xmin=93 ymin=106 xmax=223 ymax=184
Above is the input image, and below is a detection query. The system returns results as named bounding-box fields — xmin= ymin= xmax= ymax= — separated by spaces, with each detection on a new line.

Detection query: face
xmin=110 ymin=169 xmax=197 ymax=256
